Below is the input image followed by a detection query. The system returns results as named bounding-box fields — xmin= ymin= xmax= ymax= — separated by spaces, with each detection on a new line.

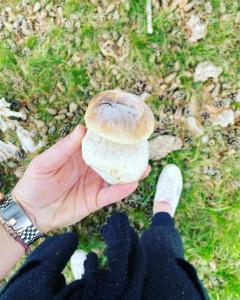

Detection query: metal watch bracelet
xmin=0 ymin=193 xmax=43 ymax=250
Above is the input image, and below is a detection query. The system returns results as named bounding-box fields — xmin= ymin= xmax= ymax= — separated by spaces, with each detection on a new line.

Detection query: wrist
xmin=0 ymin=221 xmax=24 ymax=253
xmin=1 ymin=191 xmax=44 ymax=251
xmin=11 ymin=189 xmax=50 ymax=233
xmin=0 ymin=222 xmax=24 ymax=280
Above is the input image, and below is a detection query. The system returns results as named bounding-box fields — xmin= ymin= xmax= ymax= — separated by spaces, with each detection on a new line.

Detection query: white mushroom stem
xmin=82 ymin=130 xmax=149 ymax=184
xmin=146 ymin=0 xmax=153 ymax=34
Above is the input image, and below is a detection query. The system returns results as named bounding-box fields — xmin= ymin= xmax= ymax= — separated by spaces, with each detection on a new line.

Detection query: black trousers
xmin=0 ymin=212 xmax=209 ymax=300
xmin=151 ymin=212 xmax=184 ymax=257
xmin=141 ymin=212 xmax=209 ymax=299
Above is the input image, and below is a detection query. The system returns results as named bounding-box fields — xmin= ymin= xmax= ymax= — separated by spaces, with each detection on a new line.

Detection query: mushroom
xmin=82 ymin=90 xmax=154 ymax=184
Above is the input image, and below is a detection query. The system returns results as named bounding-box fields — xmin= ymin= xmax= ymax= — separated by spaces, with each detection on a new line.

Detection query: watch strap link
xmin=0 ymin=193 xmax=43 ymax=247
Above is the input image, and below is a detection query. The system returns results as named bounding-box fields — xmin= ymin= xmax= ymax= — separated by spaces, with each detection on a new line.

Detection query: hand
xmin=12 ymin=125 xmax=150 ymax=233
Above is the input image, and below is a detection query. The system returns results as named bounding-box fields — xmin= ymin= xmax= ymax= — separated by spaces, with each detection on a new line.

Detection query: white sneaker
xmin=153 ymin=164 xmax=183 ymax=217
xmin=70 ymin=250 xmax=87 ymax=280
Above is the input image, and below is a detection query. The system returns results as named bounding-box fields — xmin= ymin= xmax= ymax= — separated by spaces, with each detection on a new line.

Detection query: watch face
xmin=1 ymin=194 xmax=43 ymax=245
xmin=2 ymin=202 xmax=32 ymax=234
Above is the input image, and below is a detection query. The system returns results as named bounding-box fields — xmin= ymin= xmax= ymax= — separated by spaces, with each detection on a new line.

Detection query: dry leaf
xmin=194 ymin=62 xmax=222 ymax=82
xmin=186 ymin=15 xmax=207 ymax=43
xmin=211 ymin=109 xmax=235 ymax=127
xmin=185 ymin=116 xmax=204 ymax=135
xmin=0 ymin=140 xmax=19 ymax=162
xmin=149 ymin=135 xmax=183 ymax=160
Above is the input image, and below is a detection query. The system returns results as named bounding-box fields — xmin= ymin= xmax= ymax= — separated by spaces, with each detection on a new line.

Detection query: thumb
xmin=96 ymin=182 xmax=139 ymax=209
xmin=33 ymin=125 xmax=86 ymax=171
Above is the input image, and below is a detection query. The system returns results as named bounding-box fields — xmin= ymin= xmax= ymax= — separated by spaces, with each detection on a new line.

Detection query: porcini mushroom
xmin=82 ymin=90 xmax=154 ymax=184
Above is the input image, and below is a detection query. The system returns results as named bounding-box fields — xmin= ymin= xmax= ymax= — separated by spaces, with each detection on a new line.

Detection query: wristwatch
xmin=0 ymin=193 xmax=43 ymax=250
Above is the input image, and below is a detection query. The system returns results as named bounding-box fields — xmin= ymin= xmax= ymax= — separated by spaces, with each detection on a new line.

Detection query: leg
xmin=150 ymin=211 xmax=184 ymax=258
xmin=150 ymin=164 xmax=185 ymax=258
xmin=141 ymin=164 xmax=209 ymax=300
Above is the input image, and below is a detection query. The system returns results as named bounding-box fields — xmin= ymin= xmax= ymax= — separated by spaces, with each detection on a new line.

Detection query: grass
xmin=0 ymin=0 xmax=240 ymax=299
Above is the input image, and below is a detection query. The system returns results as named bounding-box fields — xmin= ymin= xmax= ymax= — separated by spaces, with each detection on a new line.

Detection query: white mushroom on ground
xmin=82 ymin=90 xmax=155 ymax=184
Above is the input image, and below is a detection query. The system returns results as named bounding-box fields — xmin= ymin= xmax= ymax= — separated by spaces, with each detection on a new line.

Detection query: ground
xmin=0 ymin=1 xmax=240 ymax=299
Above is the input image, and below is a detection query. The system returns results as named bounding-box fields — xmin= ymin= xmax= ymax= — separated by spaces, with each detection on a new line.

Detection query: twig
xmin=146 ymin=0 xmax=153 ymax=34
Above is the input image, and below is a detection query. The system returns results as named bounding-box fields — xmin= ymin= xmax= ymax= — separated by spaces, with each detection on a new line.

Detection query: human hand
xmin=12 ymin=125 xmax=150 ymax=233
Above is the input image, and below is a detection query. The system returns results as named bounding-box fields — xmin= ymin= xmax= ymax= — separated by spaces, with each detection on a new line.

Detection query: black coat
xmin=0 ymin=213 xmax=209 ymax=300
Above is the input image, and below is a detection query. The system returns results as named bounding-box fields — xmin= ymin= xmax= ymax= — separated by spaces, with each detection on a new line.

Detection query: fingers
xmin=96 ymin=165 xmax=151 ymax=209
xmin=96 ymin=182 xmax=139 ymax=209
xmin=33 ymin=125 xmax=86 ymax=171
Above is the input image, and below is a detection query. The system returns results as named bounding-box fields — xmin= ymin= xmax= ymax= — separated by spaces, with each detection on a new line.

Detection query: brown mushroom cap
xmin=84 ymin=90 xmax=154 ymax=144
